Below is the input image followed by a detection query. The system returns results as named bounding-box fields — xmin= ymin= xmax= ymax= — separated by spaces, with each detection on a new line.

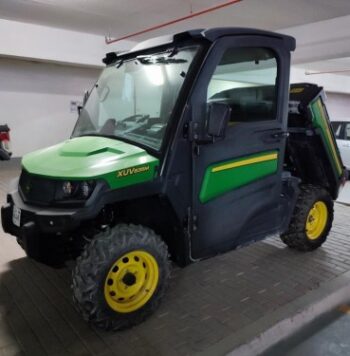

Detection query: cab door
xmin=190 ymin=36 xmax=291 ymax=259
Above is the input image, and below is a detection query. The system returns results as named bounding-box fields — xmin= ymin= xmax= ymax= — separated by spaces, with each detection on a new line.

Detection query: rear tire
xmin=280 ymin=184 xmax=333 ymax=251
xmin=72 ymin=224 xmax=170 ymax=331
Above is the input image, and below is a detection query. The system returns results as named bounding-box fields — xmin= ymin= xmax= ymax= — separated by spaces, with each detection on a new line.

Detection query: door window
xmin=207 ymin=47 xmax=278 ymax=123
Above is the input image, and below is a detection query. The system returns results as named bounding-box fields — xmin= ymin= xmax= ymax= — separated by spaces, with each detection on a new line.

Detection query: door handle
xmin=261 ymin=130 xmax=289 ymax=143
xmin=271 ymin=131 xmax=289 ymax=139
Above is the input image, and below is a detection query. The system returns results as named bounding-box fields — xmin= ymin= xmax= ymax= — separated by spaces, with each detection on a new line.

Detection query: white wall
xmin=290 ymin=67 xmax=350 ymax=95
xmin=280 ymin=15 xmax=350 ymax=65
xmin=0 ymin=57 xmax=100 ymax=157
xmin=325 ymin=92 xmax=350 ymax=120
xmin=0 ymin=19 xmax=134 ymax=67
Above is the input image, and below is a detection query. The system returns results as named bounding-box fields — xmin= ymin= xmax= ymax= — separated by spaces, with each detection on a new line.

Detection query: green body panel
xmin=22 ymin=137 xmax=159 ymax=189
xmin=199 ymin=151 xmax=278 ymax=203
xmin=309 ymin=98 xmax=343 ymax=177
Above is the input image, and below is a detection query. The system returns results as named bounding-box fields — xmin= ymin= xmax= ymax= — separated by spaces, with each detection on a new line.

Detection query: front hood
xmin=22 ymin=137 xmax=159 ymax=189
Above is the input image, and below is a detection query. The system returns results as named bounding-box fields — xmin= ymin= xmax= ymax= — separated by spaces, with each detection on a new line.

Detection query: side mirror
xmin=207 ymin=102 xmax=231 ymax=139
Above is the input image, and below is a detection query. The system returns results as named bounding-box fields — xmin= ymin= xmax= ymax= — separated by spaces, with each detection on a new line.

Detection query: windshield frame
xmin=72 ymin=39 xmax=209 ymax=157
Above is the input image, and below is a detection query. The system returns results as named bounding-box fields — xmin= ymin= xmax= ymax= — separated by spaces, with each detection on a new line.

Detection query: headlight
xmin=56 ymin=180 xmax=96 ymax=201
xmin=81 ymin=181 xmax=92 ymax=198
xmin=62 ymin=181 xmax=74 ymax=196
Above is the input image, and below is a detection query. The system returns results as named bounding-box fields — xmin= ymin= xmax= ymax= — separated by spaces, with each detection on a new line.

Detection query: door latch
xmin=271 ymin=131 xmax=289 ymax=139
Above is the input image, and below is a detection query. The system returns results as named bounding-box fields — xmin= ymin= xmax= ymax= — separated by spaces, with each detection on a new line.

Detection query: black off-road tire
xmin=72 ymin=224 xmax=170 ymax=331
xmin=280 ymin=184 xmax=333 ymax=251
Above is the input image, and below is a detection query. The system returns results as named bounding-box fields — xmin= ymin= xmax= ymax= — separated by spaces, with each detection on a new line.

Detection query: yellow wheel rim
xmin=104 ymin=250 xmax=159 ymax=313
xmin=306 ymin=201 xmax=328 ymax=240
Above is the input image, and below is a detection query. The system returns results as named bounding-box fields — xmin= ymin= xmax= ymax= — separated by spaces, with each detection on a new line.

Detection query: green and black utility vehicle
xmin=1 ymin=28 xmax=346 ymax=330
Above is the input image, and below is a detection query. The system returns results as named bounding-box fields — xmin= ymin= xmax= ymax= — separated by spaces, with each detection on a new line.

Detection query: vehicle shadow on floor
xmin=0 ymin=241 xmax=336 ymax=356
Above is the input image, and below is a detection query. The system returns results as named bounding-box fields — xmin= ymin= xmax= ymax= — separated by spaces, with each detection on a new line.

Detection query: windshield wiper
xmin=75 ymin=133 xmax=153 ymax=151
xmin=75 ymin=133 xmax=115 ymax=139
xmin=76 ymin=132 xmax=133 ymax=141
xmin=75 ymin=133 xmax=134 ymax=146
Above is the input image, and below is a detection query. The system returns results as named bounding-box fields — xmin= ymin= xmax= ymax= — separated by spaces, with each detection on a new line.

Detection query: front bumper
xmin=1 ymin=181 xmax=107 ymax=266
xmin=2 ymin=187 xmax=102 ymax=234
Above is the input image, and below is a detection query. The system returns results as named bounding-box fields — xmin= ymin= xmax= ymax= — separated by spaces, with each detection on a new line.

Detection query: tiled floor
xmin=1 ymin=160 xmax=350 ymax=356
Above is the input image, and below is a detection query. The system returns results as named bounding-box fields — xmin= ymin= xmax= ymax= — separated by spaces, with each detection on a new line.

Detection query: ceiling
xmin=1 ymin=0 xmax=350 ymax=40
xmin=1 ymin=0 xmax=350 ymax=81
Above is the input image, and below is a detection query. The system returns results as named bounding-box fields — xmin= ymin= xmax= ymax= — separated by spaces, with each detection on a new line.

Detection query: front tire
xmin=72 ymin=224 xmax=170 ymax=331
xmin=280 ymin=184 xmax=333 ymax=251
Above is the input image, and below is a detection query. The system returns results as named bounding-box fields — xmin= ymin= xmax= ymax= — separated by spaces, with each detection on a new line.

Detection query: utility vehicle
xmin=1 ymin=28 xmax=346 ymax=331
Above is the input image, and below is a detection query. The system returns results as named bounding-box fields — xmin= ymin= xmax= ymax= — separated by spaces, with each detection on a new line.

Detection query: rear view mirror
xmin=207 ymin=102 xmax=231 ymax=139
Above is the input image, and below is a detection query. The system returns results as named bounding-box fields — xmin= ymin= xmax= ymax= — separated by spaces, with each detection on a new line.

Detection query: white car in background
xmin=331 ymin=119 xmax=350 ymax=171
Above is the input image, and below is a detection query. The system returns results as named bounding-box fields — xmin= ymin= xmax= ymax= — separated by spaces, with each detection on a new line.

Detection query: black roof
xmin=103 ymin=27 xmax=296 ymax=64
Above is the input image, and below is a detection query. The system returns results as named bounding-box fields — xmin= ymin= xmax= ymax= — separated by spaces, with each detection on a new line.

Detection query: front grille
xmin=19 ymin=170 xmax=56 ymax=205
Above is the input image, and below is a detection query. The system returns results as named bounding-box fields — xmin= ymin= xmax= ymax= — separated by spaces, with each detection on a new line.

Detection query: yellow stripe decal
xmin=212 ymin=153 xmax=278 ymax=173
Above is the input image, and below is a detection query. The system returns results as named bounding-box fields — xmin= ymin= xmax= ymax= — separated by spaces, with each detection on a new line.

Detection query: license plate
xmin=12 ymin=206 xmax=21 ymax=227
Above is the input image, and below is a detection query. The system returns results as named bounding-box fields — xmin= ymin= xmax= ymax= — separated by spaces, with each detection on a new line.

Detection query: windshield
xmin=72 ymin=45 xmax=199 ymax=150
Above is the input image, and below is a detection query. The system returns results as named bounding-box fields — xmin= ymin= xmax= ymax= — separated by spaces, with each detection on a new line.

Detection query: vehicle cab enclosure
xmin=1 ymin=28 xmax=345 ymax=267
